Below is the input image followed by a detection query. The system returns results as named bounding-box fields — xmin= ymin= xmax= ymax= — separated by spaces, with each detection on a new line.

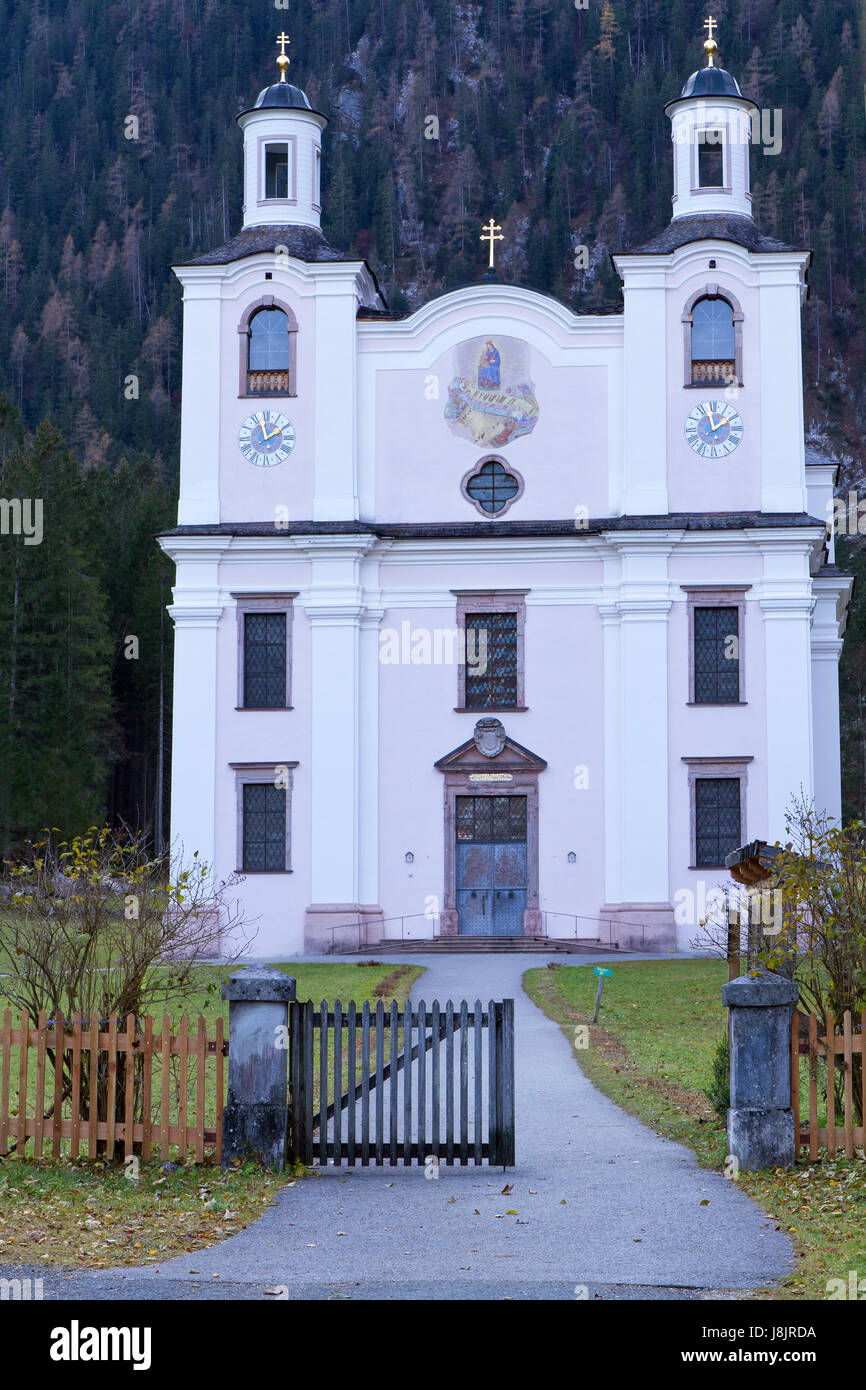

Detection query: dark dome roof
xmin=680 ymin=65 xmax=744 ymax=99
xmin=253 ymin=81 xmax=312 ymax=111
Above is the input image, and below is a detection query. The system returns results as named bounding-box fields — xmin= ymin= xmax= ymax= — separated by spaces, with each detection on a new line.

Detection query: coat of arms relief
xmin=445 ymin=336 xmax=540 ymax=447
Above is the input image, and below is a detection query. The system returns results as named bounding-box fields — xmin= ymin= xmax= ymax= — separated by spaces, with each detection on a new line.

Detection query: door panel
xmin=455 ymin=798 xmax=527 ymax=936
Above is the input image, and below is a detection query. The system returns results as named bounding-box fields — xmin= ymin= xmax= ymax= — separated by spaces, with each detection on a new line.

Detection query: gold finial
xmin=276 ymin=31 xmax=291 ymax=82
xmin=479 ymin=217 xmax=503 ymax=270
xmin=703 ymin=14 xmax=718 ymax=66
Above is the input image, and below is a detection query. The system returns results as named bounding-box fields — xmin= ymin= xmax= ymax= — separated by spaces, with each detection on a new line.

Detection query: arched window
xmin=239 ymin=298 xmax=298 ymax=397
xmin=683 ymin=289 xmax=742 ymax=387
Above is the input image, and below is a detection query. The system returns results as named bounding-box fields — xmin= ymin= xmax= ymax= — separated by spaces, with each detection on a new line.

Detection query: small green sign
xmin=593 ymin=966 xmax=612 ymax=977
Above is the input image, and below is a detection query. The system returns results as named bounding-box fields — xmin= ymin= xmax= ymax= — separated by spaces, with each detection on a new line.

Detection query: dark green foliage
xmin=0 ymin=1 xmax=864 ymax=837
xmin=704 ymin=1033 xmax=730 ymax=1121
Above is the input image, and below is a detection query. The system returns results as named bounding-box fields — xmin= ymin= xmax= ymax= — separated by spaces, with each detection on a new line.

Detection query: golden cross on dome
xmin=703 ymin=14 xmax=718 ymax=66
xmin=276 ymin=31 xmax=291 ymax=82
xmin=479 ymin=217 xmax=503 ymax=270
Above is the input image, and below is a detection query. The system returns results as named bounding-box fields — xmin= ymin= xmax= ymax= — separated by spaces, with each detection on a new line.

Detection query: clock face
xmin=238 ymin=410 xmax=295 ymax=467
xmin=684 ymin=401 xmax=744 ymax=458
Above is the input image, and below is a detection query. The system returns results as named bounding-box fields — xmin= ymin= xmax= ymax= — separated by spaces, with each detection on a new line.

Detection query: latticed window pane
xmin=691 ymin=297 xmax=735 ymax=360
xmin=455 ymin=796 xmax=527 ymax=843
xmin=695 ymin=778 xmax=741 ymax=868
xmin=465 ymin=612 xmax=518 ymax=709
xmin=694 ymin=606 xmax=739 ymax=703
xmin=249 ymin=308 xmax=290 ymax=370
xmin=243 ymin=782 xmax=286 ymax=871
xmin=244 ymin=612 xmax=287 ymax=707
xmin=465 ymin=460 xmax=520 ymax=515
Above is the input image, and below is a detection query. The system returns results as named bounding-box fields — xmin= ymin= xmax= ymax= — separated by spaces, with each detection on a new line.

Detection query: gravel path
xmin=1 ymin=953 xmax=793 ymax=1300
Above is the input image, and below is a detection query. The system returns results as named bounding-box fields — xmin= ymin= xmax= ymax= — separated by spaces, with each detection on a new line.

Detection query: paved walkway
xmin=8 ymin=954 xmax=793 ymax=1300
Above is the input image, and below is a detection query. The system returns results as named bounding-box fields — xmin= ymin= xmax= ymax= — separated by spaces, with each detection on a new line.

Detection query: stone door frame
xmin=435 ymin=724 xmax=546 ymax=938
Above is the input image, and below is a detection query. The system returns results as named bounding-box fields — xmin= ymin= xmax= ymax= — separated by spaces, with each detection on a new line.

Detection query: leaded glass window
xmin=242 ymin=782 xmax=286 ymax=871
xmin=249 ymin=309 xmax=290 ymax=371
xmin=243 ymin=612 xmax=286 ymax=708
xmin=694 ymin=606 xmax=739 ymax=703
xmin=695 ymin=778 xmax=740 ymax=868
xmin=456 ymin=796 xmax=526 ymax=843
xmin=465 ymin=612 xmax=518 ymax=709
xmin=691 ymin=297 xmax=734 ymax=360
xmin=464 ymin=460 xmax=520 ymax=516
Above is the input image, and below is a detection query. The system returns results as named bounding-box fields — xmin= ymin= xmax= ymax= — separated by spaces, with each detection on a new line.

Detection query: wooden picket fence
xmin=791 ymin=1010 xmax=866 ymax=1159
xmin=0 ymin=1010 xmax=226 ymax=1162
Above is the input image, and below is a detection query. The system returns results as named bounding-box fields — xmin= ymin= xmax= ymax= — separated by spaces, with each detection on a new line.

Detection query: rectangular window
xmin=243 ymin=612 xmax=287 ymax=708
xmin=234 ymin=595 xmax=296 ymax=710
xmin=242 ymin=782 xmax=286 ymax=872
xmin=314 ymin=147 xmax=322 ymax=206
xmin=698 ymin=136 xmax=724 ymax=187
xmin=465 ymin=612 xmax=518 ymax=709
xmin=695 ymin=777 xmax=741 ymax=868
xmin=683 ymin=587 xmax=749 ymax=704
xmin=694 ymin=606 xmax=739 ymax=703
xmin=265 ymin=145 xmax=289 ymax=199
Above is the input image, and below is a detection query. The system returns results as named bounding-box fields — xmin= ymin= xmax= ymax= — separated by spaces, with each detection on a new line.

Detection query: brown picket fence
xmin=791 ymin=1010 xmax=866 ymax=1160
xmin=0 ymin=1010 xmax=226 ymax=1162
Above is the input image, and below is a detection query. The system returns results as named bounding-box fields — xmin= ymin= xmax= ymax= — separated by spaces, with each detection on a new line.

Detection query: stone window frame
xmin=257 ymin=135 xmax=298 ymax=208
xmin=682 ymin=755 xmax=752 ymax=870
xmin=313 ymin=145 xmax=322 ymax=212
xmin=452 ymin=589 xmax=529 ymax=713
xmin=682 ymin=285 xmax=744 ymax=388
xmin=233 ymin=593 xmax=297 ymax=710
xmin=229 ymin=761 xmax=298 ymax=874
xmin=238 ymin=296 xmax=299 ymax=398
xmin=460 ymin=454 xmax=525 ymax=518
xmin=682 ymin=585 xmax=750 ymax=705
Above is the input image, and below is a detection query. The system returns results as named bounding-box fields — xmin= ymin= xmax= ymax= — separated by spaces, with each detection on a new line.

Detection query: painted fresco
xmin=445 ymin=336 xmax=539 ymax=447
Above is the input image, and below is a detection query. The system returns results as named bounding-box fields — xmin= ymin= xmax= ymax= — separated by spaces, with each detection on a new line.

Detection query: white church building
xmin=159 ymin=28 xmax=851 ymax=956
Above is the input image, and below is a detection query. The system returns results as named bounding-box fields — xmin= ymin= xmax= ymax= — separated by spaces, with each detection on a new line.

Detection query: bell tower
xmin=237 ymin=34 xmax=328 ymax=231
xmin=665 ymin=16 xmax=757 ymax=222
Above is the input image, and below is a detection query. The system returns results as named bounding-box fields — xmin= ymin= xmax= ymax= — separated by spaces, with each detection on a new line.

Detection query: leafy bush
xmin=704 ymin=1034 xmax=730 ymax=1121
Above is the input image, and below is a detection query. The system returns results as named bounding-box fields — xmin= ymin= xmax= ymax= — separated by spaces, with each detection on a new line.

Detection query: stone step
xmin=336 ymin=935 xmax=619 ymax=956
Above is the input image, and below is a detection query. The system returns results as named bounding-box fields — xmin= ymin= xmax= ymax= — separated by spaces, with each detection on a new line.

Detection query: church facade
xmin=159 ymin=32 xmax=851 ymax=957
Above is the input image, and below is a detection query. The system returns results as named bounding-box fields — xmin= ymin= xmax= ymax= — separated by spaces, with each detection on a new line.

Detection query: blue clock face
xmin=238 ymin=410 xmax=295 ymax=467
xmin=685 ymin=401 xmax=744 ymax=458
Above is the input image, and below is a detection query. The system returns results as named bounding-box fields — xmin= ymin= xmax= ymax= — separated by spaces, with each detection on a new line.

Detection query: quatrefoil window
xmin=461 ymin=457 xmax=523 ymax=517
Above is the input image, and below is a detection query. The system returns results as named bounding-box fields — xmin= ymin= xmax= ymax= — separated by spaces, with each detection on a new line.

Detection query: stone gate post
xmin=221 ymin=963 xmax=295 ymax=1170
xmin=721 ymin=969 xmax=799 ymax=1171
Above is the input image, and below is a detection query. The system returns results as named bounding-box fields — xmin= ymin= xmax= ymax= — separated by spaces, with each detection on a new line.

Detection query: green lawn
xmin=523 ymin=958 xmax=866 ymax=1301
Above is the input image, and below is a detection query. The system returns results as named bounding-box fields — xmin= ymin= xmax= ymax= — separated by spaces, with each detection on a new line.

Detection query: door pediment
xmin=435 ymin=718 xmax=547 ymax=774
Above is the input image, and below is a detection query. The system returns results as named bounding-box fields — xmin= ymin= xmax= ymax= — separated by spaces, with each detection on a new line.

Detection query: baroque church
xmin=159 ymin=24 xmax=851 ymax=956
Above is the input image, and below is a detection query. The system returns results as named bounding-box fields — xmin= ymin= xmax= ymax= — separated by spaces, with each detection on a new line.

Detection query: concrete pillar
xmin=221 ymin=964 xmax=295 ymax=1170
xmin=721 ymin=970 xmax=799 ymax=1171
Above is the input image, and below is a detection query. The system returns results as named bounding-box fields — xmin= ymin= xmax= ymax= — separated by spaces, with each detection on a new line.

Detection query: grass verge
xmin=523 ymin=959 xmax=866 ymax=1300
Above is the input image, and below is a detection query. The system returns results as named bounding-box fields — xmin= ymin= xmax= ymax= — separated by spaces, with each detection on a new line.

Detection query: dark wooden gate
xmin=288 ymin=997 xmax=514 ymax=1167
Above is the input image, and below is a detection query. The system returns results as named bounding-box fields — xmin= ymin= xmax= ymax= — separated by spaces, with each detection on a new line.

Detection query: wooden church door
xmin=455 ymin=795 xmax=527 ymax=936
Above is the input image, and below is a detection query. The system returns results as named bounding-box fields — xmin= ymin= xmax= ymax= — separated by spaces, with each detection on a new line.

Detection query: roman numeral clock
xmin=238 ymin=410 xmax=296 ymax=466
xmin=684 ymin=401 xmax=743 ymax=459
